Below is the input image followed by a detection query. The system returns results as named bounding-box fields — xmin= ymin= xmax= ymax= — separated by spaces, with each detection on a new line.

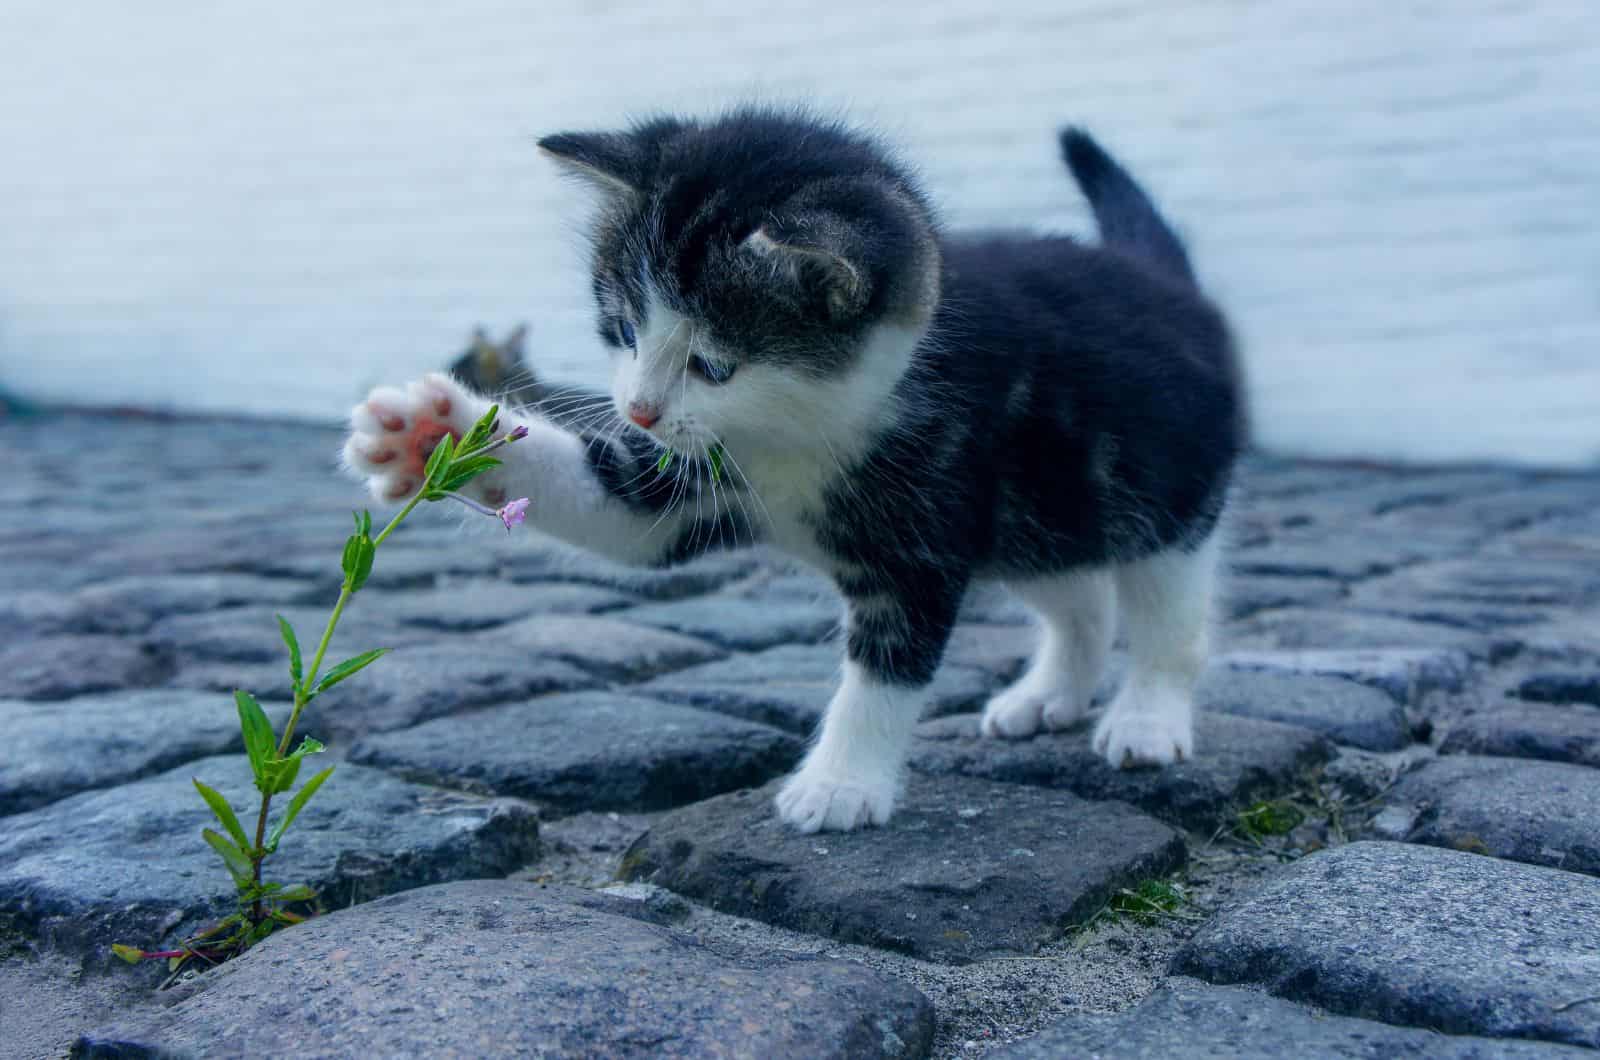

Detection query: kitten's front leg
xmin=776 ymin=581 xmax=964 ymax=832
xmin=342 ymin=373 xmax=691 ymax=566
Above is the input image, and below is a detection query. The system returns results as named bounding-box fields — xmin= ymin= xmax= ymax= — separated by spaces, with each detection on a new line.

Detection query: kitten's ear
xmin=503 ymin=324 xmax=528 ymax=357
xmin=538 ymin=131 xmax=644 ymax=197
xmin=743 ymin=224 xmax=871 ymax=323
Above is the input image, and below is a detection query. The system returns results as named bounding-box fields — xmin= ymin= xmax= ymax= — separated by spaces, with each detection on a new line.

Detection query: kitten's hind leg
xmin=1093 ymin=534 xmax=1220 ymax=768
xmin=981 ymin=570 xmax=1115 ymax=739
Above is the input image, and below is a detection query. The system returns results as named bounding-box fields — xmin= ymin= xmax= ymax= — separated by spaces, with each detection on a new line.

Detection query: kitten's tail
xmin=1060 ymin=127 xmax=1196 ymax=288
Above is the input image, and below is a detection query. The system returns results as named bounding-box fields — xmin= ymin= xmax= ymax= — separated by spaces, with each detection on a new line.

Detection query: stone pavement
xmin=1 ymin=411 xmax=1599 ymax=1058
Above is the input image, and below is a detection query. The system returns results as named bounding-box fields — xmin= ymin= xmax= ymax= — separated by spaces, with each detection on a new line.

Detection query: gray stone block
xmin=0 ymin=634 xmax=172 ymax=700
xmin=639 ymin=642 xmax=999 ymax=733
xmin=294 ymin=642 xmax=602 ymax=741
xmin=1384 ymin=755 xmax=1600 ymax=876
xmin=1174 ymin=842 xmax=1600 ymax=1048
xmin=76 ymin=880 xmax=934 ymax=1060
xmin=349 ymin=691 xmax=802 ymax=813
xmin=0 ymin=755 xmax=540 ymax=959
xmin=911 ymin=711 xmax=1329 ymax=831
xmin=1518 ymin=672 xmax=1600 ymax=707
xmin=0 ymin=690 xmax=287 ymax=816
xmin=996 ymin=977 xmax=1587 ymax=1058
xmin=1199 ymin=666 xmax=1410 ymax=750
xmin=1440 ymin=700 xmax=1600 ymax=769
xmin=480 ymin=613 xmax=724 ymax=681
xmin=359 ymin=578 xmax=632 ymax=632
xmin=620 ymin=775 xmax=1184 ymax=964
xmin=620 ymin=595 xmax=841 ymax=650
xmin=1219 ymin=647 xmax=1474 ymax=704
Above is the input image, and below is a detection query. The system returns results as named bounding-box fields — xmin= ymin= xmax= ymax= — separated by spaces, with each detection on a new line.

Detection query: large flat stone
xmin=1222 ymin=573 xmax=1348 ymax=620
xmin=1174 ymin=842 xmax=1600 ymax=1049
xmin=620 ymin=774 xmax=1185 ymax=964
xmin=146 ymin=605 xmax=429 ymax=665
xmin=0 ymin=574 xmax=319 ymax=640
xmin=910 ymin=711 xmax=1329 ymax=831
xmin=501 ymin=546 xmax=764 ymax=599
xmin=1440 ymin=700 xmax=1600 ymax=768
xmin=1229 ymin=608 xmax=1519 ymax=660
xmin=618 ymin=595 xmax=841 ymax=651
xmin=996 ymin=977 xmax=1586 ymax=1059
xmin=1518 ymin=671 xmax=1600 ymax=707
xmin=1198 ymin=667 xmax=1410 ymax=751
xmin=639 ymin=642 xmax=999 ymax=733
xmin=479 ymin=614 xmax=724 ymax=681
xmin=1383 ymin=755 xmax=1600 ymax=876
xmin=0 ymin=755 xmax=541 ymax=958
xmin=349 ymin=692 xmax=802 ymax=813
xmin=0 ymin=634 xmax=172 ymax=700
xmin=357 ymin=578 xmax=632 ymax=632
xmin=0 ymin=691 xmax=289 ymax=816
xmin=1220 ymin=647 xmax=1474 ymax=704
xmin=293 ymin=642 xmax=602 ymax=741
xmin=76 ymin=880 xmax=934 ymax=1060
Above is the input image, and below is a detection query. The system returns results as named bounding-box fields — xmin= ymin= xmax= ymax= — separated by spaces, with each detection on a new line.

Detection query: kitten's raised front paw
xmin=342 ymin=373 xmax=494 ymax=503
xmin=775 ymin=768 xmax=896 ymax=833
xmin=1091 ymin=699 xmax=1194 ymax=769
xmin=979 ymin=683 xmax=1084 ymax=739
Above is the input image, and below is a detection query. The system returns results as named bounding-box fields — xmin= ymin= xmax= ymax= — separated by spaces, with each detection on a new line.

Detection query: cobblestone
xmin=4 ymin=412 xmax=1599 ymax=1058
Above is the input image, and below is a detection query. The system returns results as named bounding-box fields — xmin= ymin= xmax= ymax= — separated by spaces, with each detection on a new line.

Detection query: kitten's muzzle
xmin=627 ymin=400 xmax=662 ymax=429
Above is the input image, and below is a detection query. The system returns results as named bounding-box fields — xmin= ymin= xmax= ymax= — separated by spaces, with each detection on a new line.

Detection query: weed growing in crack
xmin=114 ymin=406 xmax=526 ymax=980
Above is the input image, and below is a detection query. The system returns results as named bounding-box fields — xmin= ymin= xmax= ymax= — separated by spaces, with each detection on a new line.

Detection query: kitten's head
xmin=539 ymin=107 xmax=940 ymax=457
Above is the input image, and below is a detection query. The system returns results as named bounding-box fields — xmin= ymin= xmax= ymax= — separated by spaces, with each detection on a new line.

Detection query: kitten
xmin=345 ymin=107 xmax=1244 ymax=833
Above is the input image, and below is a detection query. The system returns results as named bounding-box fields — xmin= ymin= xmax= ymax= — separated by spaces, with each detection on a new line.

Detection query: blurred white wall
xmin=1 ymin=0 xmax=1596 ymax=466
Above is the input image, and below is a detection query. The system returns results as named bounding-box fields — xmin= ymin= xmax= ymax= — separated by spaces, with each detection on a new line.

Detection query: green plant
xmin=1108 ymin=879 xmax=1192 ymax=925
xmin=656 ymin=442 xmax=724 ymax=481
xmin=1234 ymin=799 xmax=1307 ymax=843
xmin=114 ymin=406 xmax=526 ymax=976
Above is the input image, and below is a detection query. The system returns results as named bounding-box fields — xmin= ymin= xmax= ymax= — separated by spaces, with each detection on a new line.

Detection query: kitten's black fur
xmin=543 ymin=109 xmax=1243 ymax=687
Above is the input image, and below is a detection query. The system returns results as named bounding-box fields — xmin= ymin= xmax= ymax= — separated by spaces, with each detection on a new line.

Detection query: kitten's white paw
xmin=342 ymin=373 xmax=495 ymax=503
xmin=1092 ymin=694 xmax=1194 ymax=769
xmin=775 ymin=768 xmax=896 ymax=833
xmin=979 ymin=683 xmax=1085 ymax=739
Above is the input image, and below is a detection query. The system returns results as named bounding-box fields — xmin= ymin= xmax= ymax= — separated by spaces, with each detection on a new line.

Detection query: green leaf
xmin=656 ymin=450 xmax=674 ymax=473
xmin=423 ymin=432 xmax=456 ymax=484
xmin=192 ymin=779 xmax=251 ymax=854
xmin=263 ymin=754 xmax=302 ymax=795
xmin=350 ymin=536 xmax=376 ymax=592
xmin=457 ymin=404 xmax=500 ymax=455
xmin=708 ymin=444 xmax=725 ymax=484
xmin=202 ymin=828 xmax=255 ymax=888
xmin=271 ymin=882 xmax=318 ymax=904
xmin=112 ymin=944 xmax=145 ymax=964
xmin=234 ymin=691 xmax=276 ymax=790
xmin=276 ymin=614 xmax=302 ymax=692
xmin=313 ymin=648 xmax=388 ymax=694
xmin=342 ymin=533 xmax=376 ymax=592
xmin=266 ymin=766 xmax=334 ymax=851
xmin=436 ymin=455 xmax=503 ymax=493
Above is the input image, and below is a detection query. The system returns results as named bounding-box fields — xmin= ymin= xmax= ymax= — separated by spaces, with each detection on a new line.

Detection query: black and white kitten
xmin=345 ymin=107 xmax=1244 ymax=833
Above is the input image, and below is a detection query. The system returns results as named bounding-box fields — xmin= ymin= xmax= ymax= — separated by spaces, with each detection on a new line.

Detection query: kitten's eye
xmin=689 ymin=354 xmax=736 ymax=385
xmin=617 ymin=320 xmax=637 ymax=349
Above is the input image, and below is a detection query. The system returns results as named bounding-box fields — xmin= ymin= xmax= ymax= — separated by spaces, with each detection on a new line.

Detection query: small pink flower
xmin=497 ymin=497 xmax=530 ymax=531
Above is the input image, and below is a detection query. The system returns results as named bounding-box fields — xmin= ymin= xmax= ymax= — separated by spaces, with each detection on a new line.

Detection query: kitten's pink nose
xmin=628 ymin=401 xmax=661 ymax=429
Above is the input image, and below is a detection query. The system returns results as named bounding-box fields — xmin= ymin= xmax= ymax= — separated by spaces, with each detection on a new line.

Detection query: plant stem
xmin=247 ymin=490 xmax=427 ymax=916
